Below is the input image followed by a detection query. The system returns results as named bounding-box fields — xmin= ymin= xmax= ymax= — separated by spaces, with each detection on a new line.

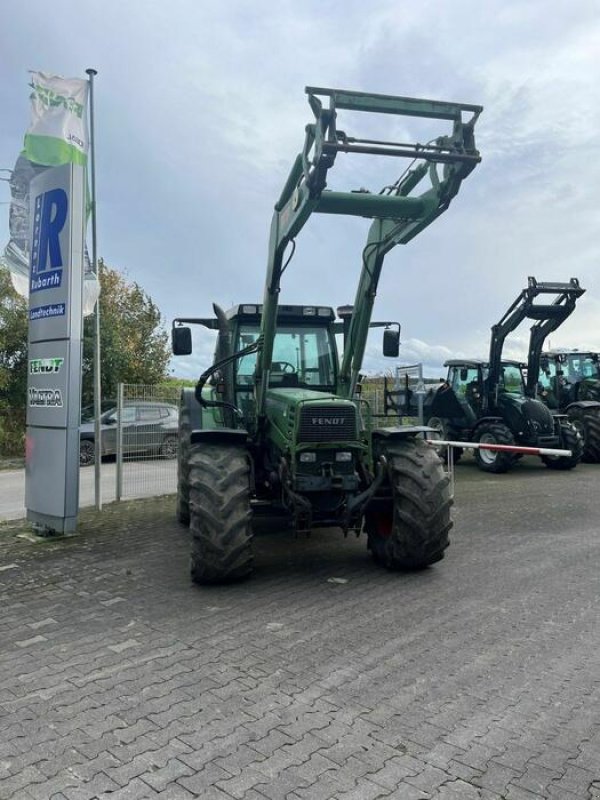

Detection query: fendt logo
xmin=311 ymin=417 xmax=346 ymax=426
xmin=30 ymin=188 xmax=68 ymax=294
xmin=29 ymin=358 xmax=64 ymax=375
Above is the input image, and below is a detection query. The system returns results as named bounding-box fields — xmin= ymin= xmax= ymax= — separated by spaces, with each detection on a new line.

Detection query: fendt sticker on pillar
xmin=30 ymin=188 xmax=68 ymax=293
xmin=30 ymin=357 xmax=64 ymax=374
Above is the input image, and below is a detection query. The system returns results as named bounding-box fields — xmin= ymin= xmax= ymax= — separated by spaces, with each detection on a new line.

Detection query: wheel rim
xmin=80 ymin=442 xmax=94 ymax=466
xmin=427 ymin=417 xmax=444 ymax=440
xmin=570 ymin=418 xmax=584 ymax=441
xmin=478 ymin=433 xmax=498 ymax=465
xmin=163 ymin=437 xmax=177 ymax=458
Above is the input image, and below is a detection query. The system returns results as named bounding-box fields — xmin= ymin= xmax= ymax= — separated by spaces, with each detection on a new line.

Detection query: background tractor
xmin=535 ymin=350 xmax=600 ymax=462
xmin=172 ymin=86 xmax=482 ymax=583
xmin=427 ymin=278 xmax=583 ymax=473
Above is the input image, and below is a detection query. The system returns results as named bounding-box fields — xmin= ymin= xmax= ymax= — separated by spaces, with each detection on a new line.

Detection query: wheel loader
xmin=172 ymin=86 xmax=482 ymax=583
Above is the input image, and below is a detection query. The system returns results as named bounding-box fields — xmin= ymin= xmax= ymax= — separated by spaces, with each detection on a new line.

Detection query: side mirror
xmin=460 ymin=368 xmax=469 ymax=381
xmin=382 ymin=327 xmax=400 ymax=358
xmin=540 ymin=356 xmax=549 ymax=373
xmin=172 ymin=326 xmax=192 ymax=355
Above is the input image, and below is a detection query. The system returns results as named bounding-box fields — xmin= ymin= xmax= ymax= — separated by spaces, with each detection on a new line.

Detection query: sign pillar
xmin=25 ymin=163 xmax=85 ymax=533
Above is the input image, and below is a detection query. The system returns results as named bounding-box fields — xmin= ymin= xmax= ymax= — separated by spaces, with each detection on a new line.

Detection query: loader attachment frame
xmin=255 ymin=86 xmax=482 ymax=429
xmin=485 ymin=277 xmax=584 ymax=405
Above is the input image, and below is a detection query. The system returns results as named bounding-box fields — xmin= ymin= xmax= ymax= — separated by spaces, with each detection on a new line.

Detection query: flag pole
xmin=86 ymin=67 xmax=102 ymax=511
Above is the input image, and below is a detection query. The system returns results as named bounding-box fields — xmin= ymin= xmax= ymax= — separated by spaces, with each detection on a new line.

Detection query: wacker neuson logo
xmin=30 ymin=357 xmax=64 ymax=375
xmin=29 ymin=388 xmax=63 ymax=407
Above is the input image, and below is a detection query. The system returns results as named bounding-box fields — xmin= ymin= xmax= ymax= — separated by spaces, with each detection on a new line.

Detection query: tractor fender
xmin=372 ymin=425 xmax=436 ymax=441
xmin=472 ymin=416 xmax=503 ymax=434
xmin=190 ymin=429 xmax=249 ymax=446
xmin=565 ymin=400 xmax=600 ymax=412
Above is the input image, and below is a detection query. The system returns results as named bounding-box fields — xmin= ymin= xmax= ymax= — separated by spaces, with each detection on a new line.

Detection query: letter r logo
xmin=32 ymin=188 xmax=68 ymax=274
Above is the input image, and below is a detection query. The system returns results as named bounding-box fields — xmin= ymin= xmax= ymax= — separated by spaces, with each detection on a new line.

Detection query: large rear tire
xmin=541 ymin=422 xmax=582 ymax=471
xmin=365 ymin=438 xmax=452 ymax=570
xmin=474 ymin=422 xmax=514 ymax=474
xmin=567 ymin=406 xmax=600 ymax=463
xmin=189 ymin=443 xmax=253 ymax=584
xmin=176 ymin=407 xmax=191 ymax=526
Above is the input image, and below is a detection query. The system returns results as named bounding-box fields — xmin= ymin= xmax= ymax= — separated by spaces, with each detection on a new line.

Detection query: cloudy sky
xmin=1 ymin=0 xmax=599 ymax=379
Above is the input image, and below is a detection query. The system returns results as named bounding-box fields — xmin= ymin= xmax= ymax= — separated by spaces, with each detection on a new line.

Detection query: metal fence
xmin=115 ymin=383 xmax=182 ymax=501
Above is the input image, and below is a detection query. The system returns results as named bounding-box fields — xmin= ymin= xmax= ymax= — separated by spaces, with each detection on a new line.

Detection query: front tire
xmin=189 ymin=442 xmax=253 ymax=584
xmin=474 ymin=422 xmax=515 ymax=474
xmin=567 ymin=406 xmax=600 ymax=463
xmin=365 ymin=438 xmax=452 ymax=570
xmin=542 ymin=422 xmax=582 ymax=471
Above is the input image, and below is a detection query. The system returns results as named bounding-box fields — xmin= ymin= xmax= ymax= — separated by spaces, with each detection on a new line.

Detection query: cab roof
xmin=444 ymin=359 xmax=525 ymax=368
xmin=227 ymin=304 xmax=335 ymax=322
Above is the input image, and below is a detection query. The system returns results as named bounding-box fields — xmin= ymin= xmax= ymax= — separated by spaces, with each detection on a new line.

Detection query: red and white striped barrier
xmin=426 ymin=439 xmax=572 ymax=458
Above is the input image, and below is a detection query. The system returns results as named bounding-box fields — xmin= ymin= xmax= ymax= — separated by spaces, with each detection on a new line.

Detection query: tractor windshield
xmin=236 ymin=324 xmax=336 ymax=389
xmin=499 ymin=364 xmax=525 ymax=394
xmin=565 ymin=353 xmax=599 ymax=382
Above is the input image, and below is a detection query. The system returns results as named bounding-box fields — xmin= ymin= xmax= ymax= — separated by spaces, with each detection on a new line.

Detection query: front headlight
xmin=299 ymin=452 xmax=317 ymax=463
xmin=335 ymin=452 xmax=352 ymax=462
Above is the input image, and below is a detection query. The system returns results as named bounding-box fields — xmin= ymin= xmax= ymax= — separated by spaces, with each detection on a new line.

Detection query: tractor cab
xmin=539 ymin=351 xmax=600 ymax=406
xmin=432 ymin=358 xmax=526 ymax=427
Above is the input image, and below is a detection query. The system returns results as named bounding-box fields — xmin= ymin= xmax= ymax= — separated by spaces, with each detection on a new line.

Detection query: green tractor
xmin=172 ymin=86 xmax=482 ymax=583
xmin=535 ymin=351 xmax=600 ymax=462
xmin=427 ymin=278 xmax=584 ymax=473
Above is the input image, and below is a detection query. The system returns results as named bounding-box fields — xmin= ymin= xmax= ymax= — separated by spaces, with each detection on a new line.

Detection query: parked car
xmin=79 ymin=401 xmax=179 ymax=466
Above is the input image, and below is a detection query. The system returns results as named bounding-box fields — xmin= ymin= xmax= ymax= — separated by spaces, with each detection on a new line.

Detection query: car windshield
xmin=236 ymin=324 xmax=336 ymax=388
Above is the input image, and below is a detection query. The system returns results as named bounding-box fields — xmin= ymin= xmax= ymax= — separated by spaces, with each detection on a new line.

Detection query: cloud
xmin=1 ymin=0 xmax=599 ymax=385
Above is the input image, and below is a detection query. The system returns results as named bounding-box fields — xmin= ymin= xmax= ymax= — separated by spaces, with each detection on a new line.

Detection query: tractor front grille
xmin=298 ymin=405 xmax=358 ymax=442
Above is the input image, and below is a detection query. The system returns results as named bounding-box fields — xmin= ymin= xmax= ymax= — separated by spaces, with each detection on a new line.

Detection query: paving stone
xmin=1 ymin=478 xmax=599 ymax=800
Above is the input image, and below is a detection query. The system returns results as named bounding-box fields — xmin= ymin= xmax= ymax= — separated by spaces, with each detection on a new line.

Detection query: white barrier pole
xmin=426 ymin=440 xmax=572 ymax=458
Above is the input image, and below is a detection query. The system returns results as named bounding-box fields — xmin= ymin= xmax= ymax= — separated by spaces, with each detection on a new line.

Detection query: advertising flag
xmin=1 ymin=71 xmax=100 ymax=315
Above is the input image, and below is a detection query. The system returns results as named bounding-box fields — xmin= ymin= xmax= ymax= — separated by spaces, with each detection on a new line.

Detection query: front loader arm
xmin=487 ymin=277 xmax=584 ymax=401
xmin=255 ymin=87 xmax=483 ymax=423
xmin=525 ymin=278 xmax=584 ymax=396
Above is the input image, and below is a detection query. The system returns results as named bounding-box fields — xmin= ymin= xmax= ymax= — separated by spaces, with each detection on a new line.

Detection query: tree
xmin=0 ymin=267 xmax=28 ymax=455
xmin=81 ymin=259 xmax=171 ymax=405
xmin=0 ymin=260 xmax=171 ymax=456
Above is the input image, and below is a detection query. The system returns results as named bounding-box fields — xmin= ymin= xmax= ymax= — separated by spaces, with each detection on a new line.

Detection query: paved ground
xmin=0 ymin=457 xmax=599 ymax=800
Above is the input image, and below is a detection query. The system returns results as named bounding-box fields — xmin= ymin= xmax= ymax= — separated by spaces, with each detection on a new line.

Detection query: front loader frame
xmin=255 ymin=86 xmax=482 ymax=433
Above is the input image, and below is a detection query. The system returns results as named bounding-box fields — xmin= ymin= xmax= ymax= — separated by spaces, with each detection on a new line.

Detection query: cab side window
xmin=449 ymin=366 xmax=481 ymax=411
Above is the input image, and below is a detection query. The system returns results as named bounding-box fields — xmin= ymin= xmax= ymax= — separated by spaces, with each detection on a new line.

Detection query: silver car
xmin=79 ymin=401 xmax=179 ymax=466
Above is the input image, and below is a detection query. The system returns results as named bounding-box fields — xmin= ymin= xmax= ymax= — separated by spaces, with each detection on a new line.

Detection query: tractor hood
xmin=498 ymin=392 xmax=555 ymax=438
xmin=265 ymin=388 xmax=359 ymax=448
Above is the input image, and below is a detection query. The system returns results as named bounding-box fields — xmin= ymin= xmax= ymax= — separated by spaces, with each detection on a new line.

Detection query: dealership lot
xmin=0 ymin=459 xmax=599 ymax=800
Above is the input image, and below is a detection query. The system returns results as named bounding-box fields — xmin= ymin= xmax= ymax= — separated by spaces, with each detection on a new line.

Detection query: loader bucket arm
xmin=486 ymin=277 xmax=584 ymax=402
xmin=256 ymin=86 xmax=482 ymax=421
xmin=525 ymin=278 xmax=585 ymax=396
